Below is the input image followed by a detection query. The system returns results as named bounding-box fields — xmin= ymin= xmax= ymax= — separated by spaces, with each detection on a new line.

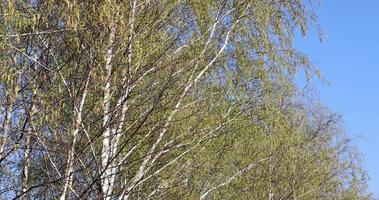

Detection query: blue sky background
xmin=295 ymin=1 xmax=379 ymax=196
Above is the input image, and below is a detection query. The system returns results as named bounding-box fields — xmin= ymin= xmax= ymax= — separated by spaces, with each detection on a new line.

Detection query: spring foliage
xmin=0 ymin=0 xmax=372 ymax=199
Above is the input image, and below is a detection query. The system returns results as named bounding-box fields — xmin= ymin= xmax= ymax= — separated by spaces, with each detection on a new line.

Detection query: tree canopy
xmin=0 ymin=0 xmax=372 ymax=199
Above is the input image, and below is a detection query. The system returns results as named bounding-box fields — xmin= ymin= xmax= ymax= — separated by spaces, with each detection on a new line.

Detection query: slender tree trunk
xmin=101 ymin=23 xmax=117 ymax=200
xmin=21 ymin=130 xmax=31 ymax=200
xmin=59 ymin=115 xmax=81 ymax=200
xmin=0 ymin=84 xmax=16 ymax=162
xmin=0 ymin=104 xmax=11 ymax=161
xmin=59 ymin=73 xmax=90 ymax=200
xmin=101 ymin=1 xmax=138 ymax=197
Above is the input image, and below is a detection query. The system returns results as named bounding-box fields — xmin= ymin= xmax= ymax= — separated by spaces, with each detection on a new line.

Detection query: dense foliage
xmin=0 ymin=0 xmax=372 ymax=199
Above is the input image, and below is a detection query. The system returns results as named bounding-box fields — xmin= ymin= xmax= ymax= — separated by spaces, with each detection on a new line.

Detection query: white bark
xmin=20 ymin=127 xmax=32 ymax=199
xmin=200 ymin=157 xmax=272 ymax=200
xmin=120 ymin=14 xmax=238 ymax=199
xmin=59 ymin=71 xmax=90 ymax=200
xmin=101 ymin=1 xmax=137 ymax=198
xmin=0 ymin=76 xmax=18 ymax=162
xmin=0 ymin=96 xmax=13 ymax=161
xmin=59 ymin=128 xmax=80 ymax=200
xmin=101 ymin=23 xmax=118 ymax=200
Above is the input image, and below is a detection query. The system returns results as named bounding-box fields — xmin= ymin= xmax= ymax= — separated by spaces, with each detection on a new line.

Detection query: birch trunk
xmin=0 ymin=101 xmax=12 ymax=161
xmin=120 ymin=15 xmax=239 ymax=198
xmin=101 ymin=23 xmax=117 ymax=200
xmin=59 ymin=115 xmax=81 ymax=200
xmin=59 ymin=72 xmax=90 ymax=200
xmin=101 ymin=2 xmax=137 ymax=198
xmin=20 ymin=129 xmax=31 ymax=200
xmin=0 ymin=83 xmax=16 ymax=162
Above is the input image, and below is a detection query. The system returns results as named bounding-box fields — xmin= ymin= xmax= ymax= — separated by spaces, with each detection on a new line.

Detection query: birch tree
xmin=0 ymin=0 xmax=372 ymax=199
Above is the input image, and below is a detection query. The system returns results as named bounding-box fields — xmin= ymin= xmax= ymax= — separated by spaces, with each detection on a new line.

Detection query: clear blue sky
xmin=295 ymin=1 xmax=379 ymax=196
